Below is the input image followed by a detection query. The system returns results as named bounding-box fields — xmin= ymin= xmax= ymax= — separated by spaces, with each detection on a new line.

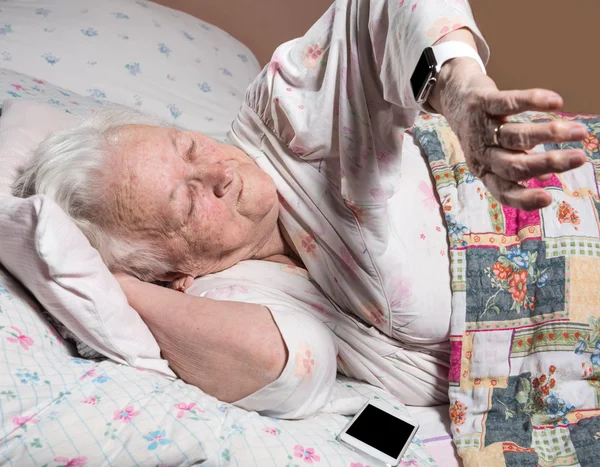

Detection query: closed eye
xmin=187 ymin=184 xmax=195 ymax=218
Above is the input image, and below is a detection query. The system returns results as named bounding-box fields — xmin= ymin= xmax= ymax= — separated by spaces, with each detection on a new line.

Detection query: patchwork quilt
xmin=412 ymin=112 xmax=600 ymax=467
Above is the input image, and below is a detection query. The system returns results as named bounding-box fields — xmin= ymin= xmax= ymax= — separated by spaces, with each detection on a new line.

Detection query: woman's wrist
xmin=427 ymin=56 xmax=492 ymax=117
xmin=424 ymin=27 xmax=492 ymax=118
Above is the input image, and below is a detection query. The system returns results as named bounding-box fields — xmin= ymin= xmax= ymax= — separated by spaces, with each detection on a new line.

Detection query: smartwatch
xmin=410 ymin=41 xmax=486 ymax=105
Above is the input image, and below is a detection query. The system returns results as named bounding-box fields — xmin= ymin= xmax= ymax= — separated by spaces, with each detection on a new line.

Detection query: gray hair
xmin=12 ymin=106 xmax=175 ymax=281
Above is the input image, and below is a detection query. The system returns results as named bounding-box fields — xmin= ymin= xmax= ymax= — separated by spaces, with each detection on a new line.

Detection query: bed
xmin=0 ymin=1 xmax=459 ymax=466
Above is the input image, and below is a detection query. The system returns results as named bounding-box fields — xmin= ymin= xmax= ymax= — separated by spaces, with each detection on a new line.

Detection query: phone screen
xmin=345 ymin=404 xmax=415 ymax=459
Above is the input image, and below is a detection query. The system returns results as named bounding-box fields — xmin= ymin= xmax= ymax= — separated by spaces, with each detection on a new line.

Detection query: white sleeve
xmin=241 ymin=0 xmax=489 ymax=205
xmin=202 ymin=286 xmax=338 ymax=420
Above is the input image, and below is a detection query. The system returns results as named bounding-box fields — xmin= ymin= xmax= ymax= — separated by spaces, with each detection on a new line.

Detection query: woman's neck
xmin=252 ymin=222 xmax=305 ymax=268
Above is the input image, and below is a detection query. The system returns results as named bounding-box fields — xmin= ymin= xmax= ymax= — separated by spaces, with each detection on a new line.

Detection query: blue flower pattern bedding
xmin=0 ymin=262 xmax=435 ymax=466
xmin=0 ymin=0 xmax=261 ymax=141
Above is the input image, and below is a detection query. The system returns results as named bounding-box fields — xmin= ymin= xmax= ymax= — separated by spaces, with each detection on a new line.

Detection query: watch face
xmin=411 ymin=47 xmax=437 ymax=103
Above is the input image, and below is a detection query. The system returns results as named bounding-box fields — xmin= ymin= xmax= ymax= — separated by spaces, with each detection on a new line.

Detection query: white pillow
xmin=0 ymin=99 xmax=82 ymax=195
xmin=0 ymin=0 xmax=261 ymax=141
xmin=0 ymin=195 xmax=175 ymax=377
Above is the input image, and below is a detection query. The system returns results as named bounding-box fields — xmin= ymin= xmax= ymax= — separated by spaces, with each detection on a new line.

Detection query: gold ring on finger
xmin=493 ymin=122 xmax=507 ymax=147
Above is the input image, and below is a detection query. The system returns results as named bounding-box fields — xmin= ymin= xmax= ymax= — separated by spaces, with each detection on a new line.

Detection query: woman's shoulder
xmin=186 ymin=260 xmax=339 ymax=322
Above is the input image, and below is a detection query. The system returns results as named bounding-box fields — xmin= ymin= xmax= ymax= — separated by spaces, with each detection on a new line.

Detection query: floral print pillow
xmin=0 ymin=68 xmax=106 ymax=118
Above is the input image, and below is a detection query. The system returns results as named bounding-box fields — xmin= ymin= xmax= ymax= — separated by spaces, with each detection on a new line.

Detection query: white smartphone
xmin=337 ymin=400 xmax=419 ymax=466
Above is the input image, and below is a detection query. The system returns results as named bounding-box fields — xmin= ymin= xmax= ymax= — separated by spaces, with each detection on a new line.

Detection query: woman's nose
xmin=206 ymin=161 xmax=235 ymax=198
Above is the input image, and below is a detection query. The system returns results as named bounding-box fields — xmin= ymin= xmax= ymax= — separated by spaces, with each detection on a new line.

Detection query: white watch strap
xmin=431 ymin=41 xmax=486 ymax=75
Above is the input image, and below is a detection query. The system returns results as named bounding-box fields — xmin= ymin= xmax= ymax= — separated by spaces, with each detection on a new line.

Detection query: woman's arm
xmin=114 ymin=274 xmax=287 ymax=402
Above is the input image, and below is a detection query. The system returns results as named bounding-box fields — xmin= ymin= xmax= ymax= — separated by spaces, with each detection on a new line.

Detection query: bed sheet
xmin=0 ymin=0 xmax=262 ymax=142
xmin=0 ymin=265 xmax=441 ymax=466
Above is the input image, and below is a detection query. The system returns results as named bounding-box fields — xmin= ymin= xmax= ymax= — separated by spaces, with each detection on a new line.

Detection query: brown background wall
xmin=155 ymin=0 xmax=597 ymax=114
xmin=470 ymin=0 xmax=596 ymax=115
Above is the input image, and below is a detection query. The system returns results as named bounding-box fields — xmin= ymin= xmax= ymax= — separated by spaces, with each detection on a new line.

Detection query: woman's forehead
xmin=105 ymin=127 xmax=182 ymax=213
xmin=114 ymin=124 xmax=177 ymax=151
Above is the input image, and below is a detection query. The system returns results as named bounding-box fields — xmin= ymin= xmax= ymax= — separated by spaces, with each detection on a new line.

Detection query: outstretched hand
xmin=439 ymin=61 xmax=589 ymax=211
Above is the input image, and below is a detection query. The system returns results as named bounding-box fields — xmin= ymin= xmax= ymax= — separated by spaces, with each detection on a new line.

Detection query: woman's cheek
xmin=198 ymin=198 xmax=229 ymax=228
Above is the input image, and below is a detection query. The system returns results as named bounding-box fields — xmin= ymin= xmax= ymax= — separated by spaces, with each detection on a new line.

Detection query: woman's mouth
xmin=238 ymin=174 xmax=244 ymax=198
xmin=236 ymin=174 xmax=244 ymax=208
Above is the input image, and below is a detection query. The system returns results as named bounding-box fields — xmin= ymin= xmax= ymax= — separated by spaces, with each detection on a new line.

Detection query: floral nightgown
xmin=190 ymin=0 xmax=489 ymax=418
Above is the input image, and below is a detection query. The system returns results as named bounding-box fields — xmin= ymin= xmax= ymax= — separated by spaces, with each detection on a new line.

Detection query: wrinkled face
xmin=100 ymin=125 xmax=279 ymax=279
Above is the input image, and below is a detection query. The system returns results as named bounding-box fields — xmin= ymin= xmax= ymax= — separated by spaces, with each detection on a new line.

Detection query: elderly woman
xmin=14 ymin=0 xmax=588 ymax=419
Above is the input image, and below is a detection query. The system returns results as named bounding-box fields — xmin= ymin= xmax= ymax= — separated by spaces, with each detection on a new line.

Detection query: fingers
xmin=172 ymin=274 xmax=194 ymax=293
xmin=183 ymin=275 xmax=194 ymax=290
xmin=481 ymin=88 xmax=564 ymax=116
xmin=496 ymin=121 xmax=589 ymax=151
xmin=536 ymin=174 xmax=554 ymax=182
xmin=487 ymin=147 xmax=587 ymax=182
xmin=480 ymin=173 xmax=552 ymax=211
